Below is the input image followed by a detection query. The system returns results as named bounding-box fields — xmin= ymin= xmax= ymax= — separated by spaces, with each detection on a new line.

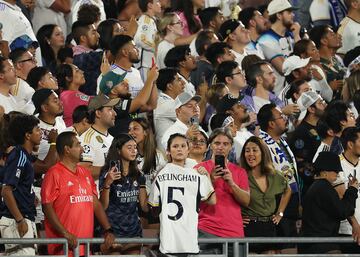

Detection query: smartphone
xmin=215 ymin=155 xmax=225 ymax=169
xmin=109 ymin=160 xmax=120 ymax=173
xmin=190 ymin=116 xmax=199 ymax=129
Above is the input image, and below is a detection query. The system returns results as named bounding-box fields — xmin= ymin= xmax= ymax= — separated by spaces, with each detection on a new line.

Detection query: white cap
xmin=283 ymin=56 xmax=311 ymax=76
xmin=298 ymin=91 xmax=321 ymax=112
xmin=174 ymin=92 xmax=201 ymax=109
xmin=267 ymin=0 xmax=296 ymax=16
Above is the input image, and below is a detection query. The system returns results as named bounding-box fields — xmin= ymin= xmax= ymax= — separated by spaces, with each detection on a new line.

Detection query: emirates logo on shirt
xmin=69 ymin=186 xmax=93 ymax=204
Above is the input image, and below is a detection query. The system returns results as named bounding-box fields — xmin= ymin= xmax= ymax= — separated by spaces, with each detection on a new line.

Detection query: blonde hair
xmin=158 ymin=12 xmax=177 ymax=38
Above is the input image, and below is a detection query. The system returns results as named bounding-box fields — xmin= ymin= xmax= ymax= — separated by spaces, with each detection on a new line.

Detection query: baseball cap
xmin=174 ymin=92 xmax=201 ymax=109
xmin=216 ymin=94 xmax=246 ymax=113
xmin=219 ymin=19 xmax=241 ymax=41
xmin=267 ymin=0 xmax=297 ymax=16
xmin=297 ymin=90 xmax=323 ymax=120
xmin=32 ymin=89 xmax=57 ymax=114
xmin=10 ymin=35 xmax=39 ymax=52
xmin=88 ymin=94 xmax=120 ymax=112
xmin=283 ymin=56 xmax=310 ymax=76
xmin=99 ymin=71 xmax=127 ymax=95
xmin=297 ymin=91 xmax=321 ymax=112
xmin=314 ymin=151 xmax=343 ymax=174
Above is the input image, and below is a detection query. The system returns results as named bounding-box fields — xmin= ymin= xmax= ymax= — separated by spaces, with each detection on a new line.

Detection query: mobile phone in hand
xmin=215 ymin=155 xmax=225 ymax=169
xmin=190 ymin=116 xmax=199 ymax=129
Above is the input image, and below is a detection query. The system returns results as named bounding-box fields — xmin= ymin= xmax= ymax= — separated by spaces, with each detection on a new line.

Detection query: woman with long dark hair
xmin=129 ymin=118 xmax=167 ymax=189
xmin=99 ymin=134 xmax=147 ymax=255
xmin=56 ymin=64 xmax=89 ymax=127
xmin=175 ymin=0 xmax=203 ymax=36
xmin=37 ymin=24 xmax=65 ymax=73
xmin=240 ymin=136 xmax=291 ymax=254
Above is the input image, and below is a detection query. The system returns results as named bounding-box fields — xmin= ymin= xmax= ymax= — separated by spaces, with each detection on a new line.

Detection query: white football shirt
xmin=148 ymin=163 xmax=214 ymax=254
xmin=79 ymin=126 xmax=113 ymax=167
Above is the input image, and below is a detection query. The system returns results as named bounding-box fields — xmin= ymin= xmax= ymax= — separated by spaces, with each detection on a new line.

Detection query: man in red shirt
xmin=41 ymin=131 xmax=115 ymax=256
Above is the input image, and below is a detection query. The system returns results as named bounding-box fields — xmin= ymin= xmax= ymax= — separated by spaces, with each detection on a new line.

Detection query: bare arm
xmin=50 ymin=0 xmax=71 ymax=13
xmin=93 ymin=197 xmax=112 ymax=230
xmin=228 ymin=183 xmax=250 ymax=207
xmin=270 ymin=56 xmax=285 ymax=75
xmin=33 ymin=145 xmax=58 ymax=175
xmin=99 ymin=168 xmax=121 ymax=210
xmin=130 ymin=66 xmax=158 ymax=113
xmin=79 ymin=162 xmax=102 ymax=181
xmin=139 ymin=187 xmax=148 ymax=212
xmin=277 ymin=186 xmax=292 ymax=214
xmin=205 ymin=192 xmax=216 ymax=205
xmin=142 ymin=83 xmax=158 ymax=112
xmin=2 ymin=185 xmax=23 ymax=222
xmin=174 ymin=33 xmax=198 ymax=46
xmin=222 ymin=169 xmax=250 ymax=207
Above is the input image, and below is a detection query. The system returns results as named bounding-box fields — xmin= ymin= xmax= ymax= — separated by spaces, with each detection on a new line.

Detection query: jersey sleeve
xmin=258 ymin=36 xmax=284 ymax=61
xmin=138 ymin=175 xmax=146 ymax=188
xmin=41 ymin=169 xmax=60 ymax=204
xmin=148 ymin=179 xmax=160 ymax=207
xmin=134 ymin=16 xmax=156 ymax=51
xmin=2 ymin=150 xmax=25 ymax=189
xmin=199 ymin=175 xmax=214 ymax=201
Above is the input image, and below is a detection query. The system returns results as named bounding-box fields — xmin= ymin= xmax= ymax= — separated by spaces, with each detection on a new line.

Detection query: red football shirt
xmin=41 ymin=162 xmax=98 ymax=256
xmin=195 ymin=160 xmax=249 ymax=237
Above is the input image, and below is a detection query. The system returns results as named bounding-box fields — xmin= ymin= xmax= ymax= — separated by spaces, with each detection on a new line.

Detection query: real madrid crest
xmin=96 ymin=135 xmax=103 ymax=143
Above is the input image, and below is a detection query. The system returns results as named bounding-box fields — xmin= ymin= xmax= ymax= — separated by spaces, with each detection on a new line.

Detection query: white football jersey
xmin=79 ymin=126 xmax=113 ymax=167
xmin=148 ymin=163 xmax=214 ymax=254
xmin=338 ymin=154 xmax=360 ymax=235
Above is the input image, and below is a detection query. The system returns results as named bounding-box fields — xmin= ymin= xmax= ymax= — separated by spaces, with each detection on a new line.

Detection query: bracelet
xmin=103 ymin=186 xmax=110 ymax=190
xmin=16 ymin=218 xmax=25 ymax=224
xmin=104 ymin=227 xmax=114 ymax=234
xmin=50 ymin=142 xmax=56 ymax=146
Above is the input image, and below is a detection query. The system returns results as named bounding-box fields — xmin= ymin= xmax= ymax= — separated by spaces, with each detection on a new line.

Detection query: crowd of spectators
xmin=1 ymin=0 xmax=360 ymax=255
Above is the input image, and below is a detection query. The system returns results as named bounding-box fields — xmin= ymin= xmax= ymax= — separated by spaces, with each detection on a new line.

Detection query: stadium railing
xmin=0 ymin=237 xmax=357 ymax=257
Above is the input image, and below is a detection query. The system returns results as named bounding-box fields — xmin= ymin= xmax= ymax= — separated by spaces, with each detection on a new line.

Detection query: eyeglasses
xmin=231 ymin=70 xmax=245 ymax=76
xmin=171 ymin=21 xmax=183 ymax=26
xmin=18 ymin=57 xmax=36 ymax=63
xmin=271 ymin=113 xmax=287 ymax=121
xmin=189 ymin=139 xmax=207 ymax=145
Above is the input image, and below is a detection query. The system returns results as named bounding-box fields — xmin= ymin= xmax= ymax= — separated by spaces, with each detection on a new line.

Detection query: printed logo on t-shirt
xmin=83 ymin=145 xmax=91 ymax=154
xmin=15 ymin=169 xmax=21 ymax=178
xmin=67 ymin=181 xmax=74 ymax=187
xmin=70 ymin=185 xmax=93 ymax=204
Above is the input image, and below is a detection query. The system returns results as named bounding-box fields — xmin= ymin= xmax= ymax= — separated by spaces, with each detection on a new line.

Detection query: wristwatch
xmin=277 ymin=211 xmax=284 ymax=217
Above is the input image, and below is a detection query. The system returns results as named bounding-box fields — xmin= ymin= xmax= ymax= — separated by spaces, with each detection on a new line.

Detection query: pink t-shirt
xmin=60 ymin=90 xmax=90 ymax=126
xmin=195 ymin=160 xmax=249 ymax=237
xmin=177 ymin=12 xmax=201 ymax=37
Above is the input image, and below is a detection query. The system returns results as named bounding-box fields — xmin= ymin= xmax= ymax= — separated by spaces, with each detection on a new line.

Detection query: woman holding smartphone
xmin=99 ymin=134 xmax=148 ymax=255
xmin=240 ymin=136 xmax=291 ymax=254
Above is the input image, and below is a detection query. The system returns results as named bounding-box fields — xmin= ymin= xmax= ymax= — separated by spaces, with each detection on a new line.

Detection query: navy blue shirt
xmin=99 ymin=171 xmax=145 ymax=237
xmin=0 ymin=146 xmax=36 ymax=221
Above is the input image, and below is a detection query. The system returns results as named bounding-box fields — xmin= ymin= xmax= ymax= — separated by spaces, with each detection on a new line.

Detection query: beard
xmin=130 ymin=56 xmax=140 ymax=64
xmin=240 ymin=113 xmax=250 ymax=123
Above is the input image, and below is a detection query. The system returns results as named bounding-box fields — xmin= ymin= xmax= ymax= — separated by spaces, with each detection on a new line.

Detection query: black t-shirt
xmin=289 ymin=121 xmax=321 ymax=164
xmin=109 ymin=98 xmax=134 ymax=137
xmin=288 ymin=121 xmax=321 ymax=195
